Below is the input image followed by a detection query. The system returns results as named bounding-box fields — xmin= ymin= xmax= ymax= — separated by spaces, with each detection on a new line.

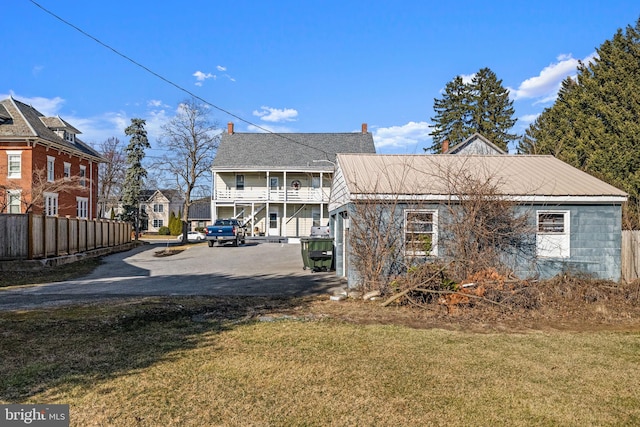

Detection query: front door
xmin=268 ymin=209 xmax=280 ymax=236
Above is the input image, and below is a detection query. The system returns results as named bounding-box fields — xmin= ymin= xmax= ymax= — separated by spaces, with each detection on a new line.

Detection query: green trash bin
xmin=301 ymin=237 xmax=334 ymax=272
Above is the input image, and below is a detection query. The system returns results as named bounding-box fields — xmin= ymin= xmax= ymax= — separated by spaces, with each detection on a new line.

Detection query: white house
xmin=211 ymin=123 xmax=376 ymax=237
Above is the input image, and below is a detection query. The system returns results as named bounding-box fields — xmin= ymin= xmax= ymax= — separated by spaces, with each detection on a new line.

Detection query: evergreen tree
xmin=429 ymin=68 xmax=517 ymax=152
xmin=428 ymin=76 xmax=473 ymax=152
xmin=469 ymin=68 xmax=518 ymax=151
xmin=119 ymin=118 xmax=150 ymax=239
xmin=518 ymin=18 xmax=640 ymax=225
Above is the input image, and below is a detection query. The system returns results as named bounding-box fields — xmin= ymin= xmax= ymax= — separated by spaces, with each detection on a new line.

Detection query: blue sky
xmin=3 ymin=1 xmax=639 ymax=155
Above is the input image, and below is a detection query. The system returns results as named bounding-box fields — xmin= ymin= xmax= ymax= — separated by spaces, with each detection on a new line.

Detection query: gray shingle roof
xmin=212 ymin=130 xmax=376 ymax=170
xmin=0 ymin=97 xmax=103 ymax=161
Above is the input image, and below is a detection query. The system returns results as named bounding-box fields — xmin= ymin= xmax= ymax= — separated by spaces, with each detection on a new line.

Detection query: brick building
xmin=0 ymin=96 xmax=103 ymax=218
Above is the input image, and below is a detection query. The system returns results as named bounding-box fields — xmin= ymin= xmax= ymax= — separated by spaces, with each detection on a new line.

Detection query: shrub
xmin=158 ymin=226 xmax=170 ymax=235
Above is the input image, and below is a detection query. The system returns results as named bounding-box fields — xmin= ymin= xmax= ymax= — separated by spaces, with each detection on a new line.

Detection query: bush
xmin=158 ymin=226 xmax=170 ymax=235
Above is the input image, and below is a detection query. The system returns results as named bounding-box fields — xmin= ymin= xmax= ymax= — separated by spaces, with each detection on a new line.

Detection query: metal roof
xmin=335 ymin=153 xmax=628 ymax=200
xmin=212 ymin=131 xmax=376 ymax=170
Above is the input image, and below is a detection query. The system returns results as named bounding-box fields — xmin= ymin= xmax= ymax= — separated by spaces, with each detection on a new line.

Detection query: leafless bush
xmin=348 ymin=156 xmax=536 ymax=299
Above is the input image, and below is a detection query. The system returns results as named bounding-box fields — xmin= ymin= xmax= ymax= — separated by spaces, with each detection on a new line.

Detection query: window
xmin=47 ymin=156 xmax=55 ymax=182
xmin=236 ymin=174 xmax=245 ymax=190
xmin=64 ymin=162 xmax=71 ymax=179
xmin=153 ymin=219 xmax=164 ymax=228
xmin=44 ymin=192 xmax=58 ymax=216
xmin=7 ymin=190 xmax=21 ymax=214
xmin=311 ymin=176 xmax=321 ymax=189
xmin=269 ymin=177 xmax=279 ymax=190
xmin=76 ymin=197 xmax=88 ymax=219
xmin=7 ymin=151 xmax=21 ymax=178
xmin=537 ymin=210 xmax=570 ymax=258
xmin=312 ymin=207 xmax=321 ymax=227
xmin=405 ymin=209 xmax=438 ymax=256
xmin=64 ymin=131 xmax=75 ymax=143
xmin=79 ymin=165 xmax=86 ymax=187
xmin=153 ymin=203 xmax=164 ymax=213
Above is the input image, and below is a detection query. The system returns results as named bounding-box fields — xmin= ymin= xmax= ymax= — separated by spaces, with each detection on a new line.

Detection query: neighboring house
xmin=329 ymin=153 xmax=628 ymax=287
xmin=0 ymin=96 xmax=103 ymax=218
xmin=187 ymin=197 xmax=212 ymax=230
xmin=211 ymin=122 xmax=376 ymax=237
xmin=140 ymin=189 xmax=184 ymax=233
xmin=443 ymin=133 xmax=507 ymax=155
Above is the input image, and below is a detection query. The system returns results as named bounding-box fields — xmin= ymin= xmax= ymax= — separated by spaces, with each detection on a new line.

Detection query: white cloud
xmin=1 ymin=92 xmax=66 ymax=116
xmin=252 ymin=106 xmax=298 ymax=123
xmin=32 ymin=65 xmax=44 ymax=76
xmin=372 ymin=121 xmax=432 ymax=153
xmin=510 ymin=52 xmax=596 ymax=103
xmin=519 ymin=114 xmax=540 ymax=125
xmin=460 ymin=73 xmax=475 ymax=84
xmin=193 ymin=70 xmax=215 ymax=86
xmin=216 ymin=65 xmax=226 ymax=72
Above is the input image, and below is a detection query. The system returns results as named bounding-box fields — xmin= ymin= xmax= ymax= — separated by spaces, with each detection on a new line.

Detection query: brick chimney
xmin=442 ymin=140 xmax=449 ymax=153
xmin=361 ymin=123 xmax=368 ymax=134
xmin=227 ymin=122 xmax=234 ymax=134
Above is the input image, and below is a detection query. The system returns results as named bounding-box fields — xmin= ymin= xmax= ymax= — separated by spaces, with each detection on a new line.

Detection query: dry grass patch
xmin=0 ymin=258 xmax=102 ymax=288
xmin=1 ymin=297 xmax=639 ymax=426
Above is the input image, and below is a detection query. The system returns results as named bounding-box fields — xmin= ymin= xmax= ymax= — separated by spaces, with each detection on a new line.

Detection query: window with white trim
xmin=153 ymin=203 xmax=164 ymax=213
xmin=153 ymin=219 xmax=164 ymax=228
xmin=405 ymin=209 xmax=438 ymax=256
xmin=47 ymin=156 xmax=55 ymax=182
xmin=7 ymin=151 xmax=22 ymax=178
xmin=236 ymin=174 xmax=245 ymax=190
xmin=7 ymin=190 xmax=21 ymax=214
xmin=64 ymin=162 xmax=71 ymax=179
xmin=536 ymin=210 xmax=570 ymax=258
xmin=76 ymin=197 xmax=88 ymax=219
xmin=64 ymin=131 xmax=75 ymax=143
xmin=79 ymin=165 xmax=86 ymax=187
xmin=44 ymin=192 xmax=58 ymax=216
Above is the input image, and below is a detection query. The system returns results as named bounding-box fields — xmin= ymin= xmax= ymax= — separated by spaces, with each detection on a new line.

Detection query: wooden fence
xmin=0 ymin=214 xmax=131 ymax=260
xmin=622 ymin=230 xmax=640 ymax=282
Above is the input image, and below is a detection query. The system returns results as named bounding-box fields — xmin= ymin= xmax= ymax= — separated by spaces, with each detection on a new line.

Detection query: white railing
xmin=216 ymin=188 xmax=329 ymax=202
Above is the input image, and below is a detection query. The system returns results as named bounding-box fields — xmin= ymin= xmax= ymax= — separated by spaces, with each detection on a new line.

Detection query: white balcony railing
xmin=216 ymin=188 xmax=329 ymax=202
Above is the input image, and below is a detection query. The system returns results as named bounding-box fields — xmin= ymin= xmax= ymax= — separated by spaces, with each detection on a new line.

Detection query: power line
xmin=27 ymin=0 xmax=332 ymax=159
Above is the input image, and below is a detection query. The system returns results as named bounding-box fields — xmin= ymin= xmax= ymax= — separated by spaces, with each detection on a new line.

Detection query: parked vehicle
xmin=176 ymin=231 xmax=206 ymax=242
xmin=205 ymin=218 xmax=247 ymax=247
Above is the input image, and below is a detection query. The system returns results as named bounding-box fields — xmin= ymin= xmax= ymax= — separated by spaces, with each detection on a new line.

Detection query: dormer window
xmin=64 ymin=131 xmax=75 ymax=143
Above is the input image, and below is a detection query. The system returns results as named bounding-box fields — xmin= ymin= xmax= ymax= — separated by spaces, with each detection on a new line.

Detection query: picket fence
xmin=0 ymin=214 xmax=131 ymax=260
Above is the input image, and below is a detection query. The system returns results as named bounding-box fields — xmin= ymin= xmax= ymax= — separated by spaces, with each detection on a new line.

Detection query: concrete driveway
xmin=0 ymin=241 xmax=345 ymax=311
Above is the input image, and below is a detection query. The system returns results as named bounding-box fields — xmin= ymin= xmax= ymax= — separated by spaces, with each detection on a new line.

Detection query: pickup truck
xmin=205 ymin=218 xmax=247 ymax=247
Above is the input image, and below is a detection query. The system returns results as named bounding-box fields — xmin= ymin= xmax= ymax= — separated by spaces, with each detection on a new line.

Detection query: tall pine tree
xmin=518 ymin=18 xmax=640 ymax=225
xmin=428 ymin=76 xmax=473 ymax=152
xmin=469 ymin=68 xmax=518 ymax=151
xmin=429 ymin=68 xmax=517 ymax=152
xmin=120 ymin=118 xmax=150 ymax=239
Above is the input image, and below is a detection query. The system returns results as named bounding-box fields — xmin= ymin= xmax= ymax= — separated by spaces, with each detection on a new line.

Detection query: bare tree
xmin=97 ymin=137 xmax=126 ymax=218
xmin=159 ymin=98 xmax=220 ymax=242
xmin=0 ymin=166 xmax=83 ymax=214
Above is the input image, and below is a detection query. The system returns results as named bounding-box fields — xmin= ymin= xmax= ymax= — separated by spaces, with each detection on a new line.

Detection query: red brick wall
xmin=1 ymin=143 xmax=100 ymax=218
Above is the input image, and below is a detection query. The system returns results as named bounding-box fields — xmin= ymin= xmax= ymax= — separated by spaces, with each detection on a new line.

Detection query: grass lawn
xmin=1 ymin=297 xmax=639 ymax=426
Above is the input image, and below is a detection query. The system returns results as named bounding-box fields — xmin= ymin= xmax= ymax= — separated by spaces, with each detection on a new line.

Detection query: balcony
xmin=215 ymin=187 xmax=329 ymax=203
